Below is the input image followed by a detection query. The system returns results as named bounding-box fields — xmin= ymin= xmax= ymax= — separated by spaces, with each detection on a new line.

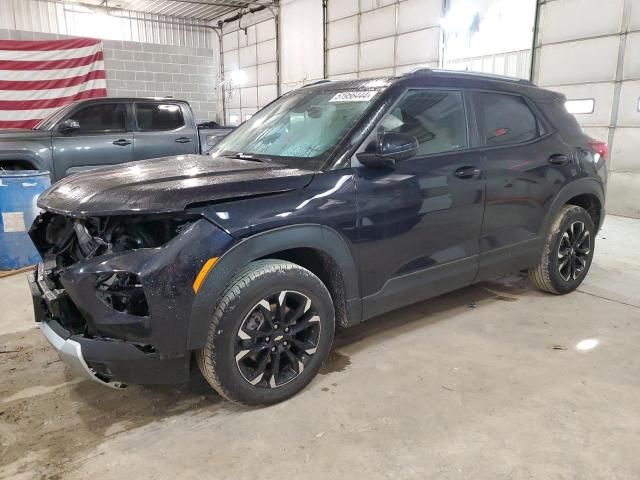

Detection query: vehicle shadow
xmin=329 ymin=273 xmax=532 ymax=358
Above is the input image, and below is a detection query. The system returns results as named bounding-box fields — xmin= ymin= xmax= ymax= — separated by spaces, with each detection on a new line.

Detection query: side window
xmin=70 ymin=103 xmax=126 ymax=134
xmin=380 ymin=89 xmax=467 ymax=156
xmin=477 ymin=92 xmax=538 ymax=146
xmin=135 ymin=103 xmax=185 ymax=131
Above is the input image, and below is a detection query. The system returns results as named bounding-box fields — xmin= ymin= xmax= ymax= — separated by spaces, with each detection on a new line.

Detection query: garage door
xmin=532 ymin=0 xmax=640 ymax=217
xmin=325 ymin=0 xmax=443 ymax=80
xmin=222 ymin=16 xmax=279 ymax=125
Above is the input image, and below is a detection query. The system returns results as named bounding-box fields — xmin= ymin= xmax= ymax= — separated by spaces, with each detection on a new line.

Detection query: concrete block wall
xmin=103 ymin=40 xmax=218 ymax=123
xmin=0 ymin=29 xmax=219 ymax=123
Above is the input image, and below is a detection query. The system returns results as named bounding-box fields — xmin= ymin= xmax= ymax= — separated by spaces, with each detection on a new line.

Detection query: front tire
xmin=529 ymin=205 xmax=595 ymax=294
xmin=197 ymin=260 xmax=335 ymax=406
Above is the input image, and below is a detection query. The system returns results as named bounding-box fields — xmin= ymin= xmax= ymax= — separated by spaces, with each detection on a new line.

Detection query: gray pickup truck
xmin=0 ymin=97 xmax=233 ymax=182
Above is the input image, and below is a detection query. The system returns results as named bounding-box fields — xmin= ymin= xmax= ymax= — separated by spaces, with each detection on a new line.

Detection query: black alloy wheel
xmin=197 ymin=259 xmax=335 ymax=406
xmin=529 ymin=205 xmax=596 ymax=294
xmin=235 ymin=290 xmax=321 ymax=389
xmin=557 ymin=221 xmax=591 ymax=282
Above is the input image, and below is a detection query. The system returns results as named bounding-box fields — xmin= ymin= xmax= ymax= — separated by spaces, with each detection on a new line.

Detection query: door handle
xmin=548 ymin=154 xmax=570 ymax=165
xmin=113 ymin=139 xmax=131 ymax=146
xmin=175 ymin=137 xmax=192 ymax=144
xmin=454 ymin=166 xmax=481 ymax=179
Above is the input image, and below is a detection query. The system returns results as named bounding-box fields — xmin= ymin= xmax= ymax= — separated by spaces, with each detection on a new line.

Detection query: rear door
xmin=132 ymin=101 xmax=198 ymax=160
xmin=52 ymin=102 xmax=132 ymax=179
xmin=473 ymin=90 xmax=575 ymax=280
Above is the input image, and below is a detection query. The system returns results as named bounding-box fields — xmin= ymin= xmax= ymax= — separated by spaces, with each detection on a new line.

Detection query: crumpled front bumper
xmin=29 ymin=269 xmax=192 ymax=386
xmin=38 ymin=317 xmax=125 ymax=389
xmin=28 ymin=217 xmax=234 ymax=387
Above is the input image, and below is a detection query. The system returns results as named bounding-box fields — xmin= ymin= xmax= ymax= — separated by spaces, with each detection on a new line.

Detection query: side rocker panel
xmin=187 ymin=224 xmax=361 ymax=350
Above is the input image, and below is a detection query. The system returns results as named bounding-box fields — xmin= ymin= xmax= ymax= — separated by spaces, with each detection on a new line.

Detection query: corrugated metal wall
xmin=444 ymin=49 xmax=532 ymax=80
xmin=532 ymin=0 xmax=640 ymax=218
xmin=325 ymin=0 xmax=443 ymax=80
xmin=0 ymin=0 xmax=212 ymax=47
xmin=221 ymin=10 xmax=279 ymax=125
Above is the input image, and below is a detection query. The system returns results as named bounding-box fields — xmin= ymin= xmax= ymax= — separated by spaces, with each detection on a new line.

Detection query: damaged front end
xmin=29 ymin=211 xmax=233 ymax=387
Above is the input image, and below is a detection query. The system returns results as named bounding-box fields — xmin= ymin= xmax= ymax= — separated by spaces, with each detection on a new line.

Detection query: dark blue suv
xmin=29 ymin=70 xmax=607 ymax=405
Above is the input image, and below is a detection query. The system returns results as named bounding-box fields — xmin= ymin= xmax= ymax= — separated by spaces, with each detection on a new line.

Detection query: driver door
xmin=52 ymin=102 xmax=133 ymax=179
xmin=353 ymin=88 xmax=486 ymax=319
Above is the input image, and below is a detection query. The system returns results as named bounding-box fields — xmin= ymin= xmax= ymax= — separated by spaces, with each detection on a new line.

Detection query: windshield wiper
xmin=224 ymin=152 xmax=273 ymax=163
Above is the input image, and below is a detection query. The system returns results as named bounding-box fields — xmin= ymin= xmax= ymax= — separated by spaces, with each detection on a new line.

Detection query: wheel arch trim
xmin=544 ymin=178 xmax=605 ymax=233
xmin=187 ymin=224 xmax=360 ymax=350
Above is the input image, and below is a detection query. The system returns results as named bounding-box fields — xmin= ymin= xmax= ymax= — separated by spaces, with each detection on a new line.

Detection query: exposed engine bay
xmin=29 ymin=212 xmax=197 ymax=336
xmin=30 ymin=212 xmax=195 ymax=267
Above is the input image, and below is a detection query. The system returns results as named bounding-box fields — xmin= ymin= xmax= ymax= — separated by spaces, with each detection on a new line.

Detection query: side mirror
xmin=58 ymin=119 xmax=80 ymax=133
xmin=356 ymin=131 xmax=419 ymax=168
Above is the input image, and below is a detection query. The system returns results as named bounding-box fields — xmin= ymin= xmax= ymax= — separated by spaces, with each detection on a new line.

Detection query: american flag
xmin=0 ymin=38 xmax=107 ymax=129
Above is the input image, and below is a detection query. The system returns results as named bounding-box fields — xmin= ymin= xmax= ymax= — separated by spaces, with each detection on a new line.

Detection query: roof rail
xmin=302 ymin=80 xmax=332 ymax=88
xmin=407 ymin=68 xmax=433 ymax=76
xmin=404 ymin=68 xmax=534 ymax=85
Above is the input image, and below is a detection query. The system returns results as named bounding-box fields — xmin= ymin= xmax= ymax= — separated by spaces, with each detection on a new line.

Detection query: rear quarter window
xmin=539 ymin=98 xmax=585 ymax=141
xmin=476 ymin=92 xmax=539 ymax=146
xmin=135 ymin=103 xmax=185 ymax=131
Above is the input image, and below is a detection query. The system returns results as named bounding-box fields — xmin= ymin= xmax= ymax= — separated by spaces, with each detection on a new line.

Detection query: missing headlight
xmin=96 ymin=272 xmax=149 ymax=317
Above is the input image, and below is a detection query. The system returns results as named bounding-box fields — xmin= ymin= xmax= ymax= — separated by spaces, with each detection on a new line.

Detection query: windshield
xmin=211 ymin=88 xmax=381 ymax=168
xmin=32 ymin=103 xmax=74 ymax=130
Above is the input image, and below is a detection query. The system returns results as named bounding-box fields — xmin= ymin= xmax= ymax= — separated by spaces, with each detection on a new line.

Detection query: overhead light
xmin=229 ymin=69 xmax=247 ymax=86
xmin=565 ymin=99 xmax=595 ymax=115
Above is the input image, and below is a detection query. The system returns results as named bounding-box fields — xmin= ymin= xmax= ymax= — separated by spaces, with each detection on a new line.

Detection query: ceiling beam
xmin=160 ymin=0 xmax=272 ymax=9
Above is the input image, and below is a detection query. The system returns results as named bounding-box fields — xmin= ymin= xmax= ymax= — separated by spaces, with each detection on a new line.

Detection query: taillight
xmin=588 ymin=140 xmax=608 ymax=161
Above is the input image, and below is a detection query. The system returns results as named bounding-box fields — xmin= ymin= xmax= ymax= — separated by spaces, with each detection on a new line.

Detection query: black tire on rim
xmin=529 ymin=205 xmax=596 ymax=294
xmin=235 ymin=290 xmax=322 ymax=389
xmin=557 ymin=220 xmax=591 ymax=282
xmin=197 ymin=260 xmax=335 ymax=406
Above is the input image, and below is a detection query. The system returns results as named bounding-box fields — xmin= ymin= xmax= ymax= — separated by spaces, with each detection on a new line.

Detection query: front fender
xmin=187 ymin=224 xmax=361 ymax=350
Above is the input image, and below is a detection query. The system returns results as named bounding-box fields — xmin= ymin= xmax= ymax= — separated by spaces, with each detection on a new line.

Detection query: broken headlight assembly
xmin=96 ymin=272 xmax=149 ymax=317
xmin=31 ymin=212 xmax=199 ymax=266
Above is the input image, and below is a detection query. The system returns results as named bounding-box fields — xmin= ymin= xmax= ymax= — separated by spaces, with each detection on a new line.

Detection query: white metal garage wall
xmin=325 ymin=0 xmax=443 ymax=80
xmin=532 ymin=0 xmax=640 ymax=218
xmin=444 ymin=49 xmax=532 ymax=79
xmin=441 ymin=0 xmax=536 ymax=80
xmin=0 ymin=0 xmax=211 ymax=47
xmin=221 ymin=11 xmax=279 ymax=125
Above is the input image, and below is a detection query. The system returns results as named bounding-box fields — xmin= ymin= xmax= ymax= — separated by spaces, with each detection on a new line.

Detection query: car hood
xmin=38 ymin=154 xmax=315 ymax=216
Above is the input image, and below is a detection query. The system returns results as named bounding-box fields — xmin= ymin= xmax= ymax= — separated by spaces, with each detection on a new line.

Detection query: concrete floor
xmin=1 ymin=215 xmax=639 ymax=479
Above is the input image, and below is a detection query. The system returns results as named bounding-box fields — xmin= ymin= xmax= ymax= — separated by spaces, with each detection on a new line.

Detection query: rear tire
xmin=197 ymin=260 xmax=335 ymax=406
xmin=529 ymin=205 xmax=595 ymax=294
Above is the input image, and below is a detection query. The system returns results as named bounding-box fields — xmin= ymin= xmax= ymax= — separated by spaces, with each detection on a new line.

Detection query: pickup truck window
xmin=70 ymin=103 xmax=127 ymax=134
xmin=135 ymin=103 xmax=185 ymax=131
xmin=211 ymin=89 xmax=380 ymax=164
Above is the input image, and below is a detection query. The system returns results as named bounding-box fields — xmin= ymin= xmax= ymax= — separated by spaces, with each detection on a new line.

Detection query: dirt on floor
xmin=0 ymin=322 xmax=361 ymax=479
xmin=0 ymin=327 xmax=219 ymax=479
xmin=0 ymin=274 xmax=524 ymax=479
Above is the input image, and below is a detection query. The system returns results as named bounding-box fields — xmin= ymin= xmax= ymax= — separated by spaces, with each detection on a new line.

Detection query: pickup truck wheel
xmin=529 ymin=205 xmax=595 ymax=294
xmin=197 ymin=260 xmax=335 ymax=406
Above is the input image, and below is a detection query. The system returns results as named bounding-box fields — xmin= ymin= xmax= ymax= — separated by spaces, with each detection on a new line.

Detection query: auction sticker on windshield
xmin=329 ymin=91 xmax=378 ymax=102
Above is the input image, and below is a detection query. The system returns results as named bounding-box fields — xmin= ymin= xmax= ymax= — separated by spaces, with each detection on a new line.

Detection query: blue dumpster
xmin=0 ymin=171 xmax=51 ymax=270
